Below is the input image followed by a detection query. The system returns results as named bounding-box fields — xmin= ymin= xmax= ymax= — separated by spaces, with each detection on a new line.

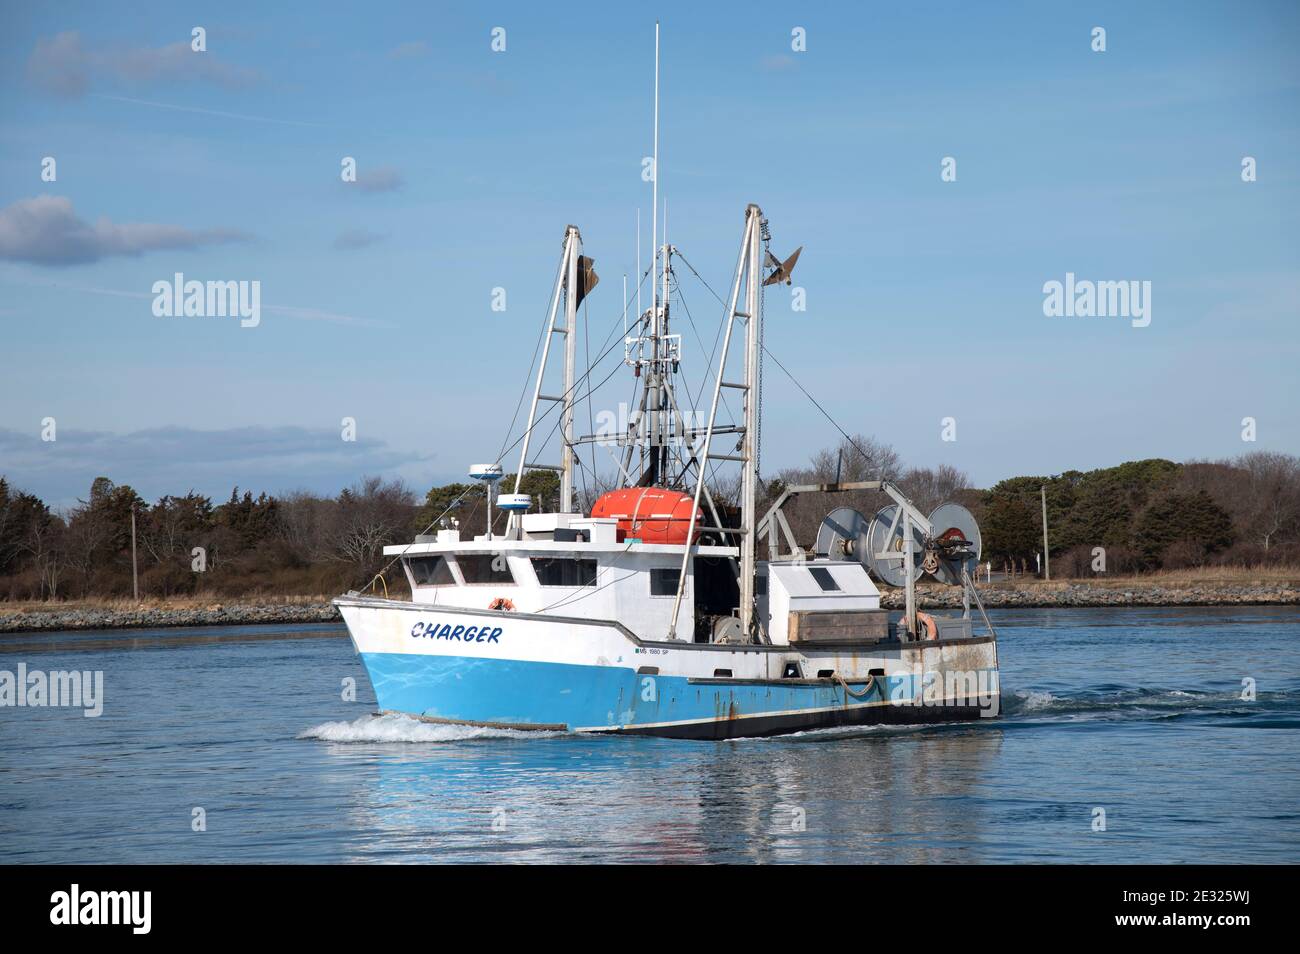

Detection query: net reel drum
xmin=924 ymin=502 xmax=981 ymax=585
xmin=815 ymin=501 xmax=982 ymax=587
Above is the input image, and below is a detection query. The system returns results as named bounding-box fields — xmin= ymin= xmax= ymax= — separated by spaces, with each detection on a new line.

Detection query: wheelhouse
xmin=388 ymin=523 xmax=884 ymax=646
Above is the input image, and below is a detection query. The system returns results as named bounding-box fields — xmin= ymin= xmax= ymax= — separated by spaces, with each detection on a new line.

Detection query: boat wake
xmin=1000 ymin=685 xmax=1299 ymax=725
xmin=299 ymin=712 xmax=564 ymax=744
xmin=298 ymin=688 xmax=1299 ymax=744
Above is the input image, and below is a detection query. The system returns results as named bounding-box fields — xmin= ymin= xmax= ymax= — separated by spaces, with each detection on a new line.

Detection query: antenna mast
xmin=651 ymin=20 xmax=659 ymax=332
xmin=617 ymin=22 xmax=685 ymax=488
xmin=635 ymin=208 xmax=641 ymax=328
xmin=649 ymin=21 xmax=663 ymax=481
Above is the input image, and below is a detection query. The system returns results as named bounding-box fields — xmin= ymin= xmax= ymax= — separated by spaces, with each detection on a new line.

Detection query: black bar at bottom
xmin=0 ymin=864 xmax=1267 ymax=941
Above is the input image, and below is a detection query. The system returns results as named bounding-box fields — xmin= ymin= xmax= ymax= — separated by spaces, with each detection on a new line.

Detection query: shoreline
xmin=1 ymin=580 xmax=1297 ymax=633
xmin=0 ymin=601 xmax=342 ymax=634
xmin=883 ymin=580 xmax=1300 ymax=610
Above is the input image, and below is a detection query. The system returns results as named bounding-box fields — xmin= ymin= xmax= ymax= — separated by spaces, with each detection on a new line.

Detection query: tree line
xmin=768 ymin=437 xmax=1299 ymax=576
xmin=0 ymin=471 xmax=558 ymax=601
xmin=983 ymin=452 xmax=1300 ymax=575
xmin=1 ymin=443 xmax=1296 ymax=600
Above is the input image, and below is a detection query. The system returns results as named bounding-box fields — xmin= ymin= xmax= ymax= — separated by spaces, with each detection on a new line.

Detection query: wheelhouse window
xmin=649 ymin=567 xmax=680 ymax=596
xmin=407 ymin=555 xmax=455 ymax=586
xmin=808 ymin=567 xmax=841 ymax=592
xmin=531 ymin=557 xmax=597 ymax=587
xmin=457 ymin=554 xmax=515 ymax=584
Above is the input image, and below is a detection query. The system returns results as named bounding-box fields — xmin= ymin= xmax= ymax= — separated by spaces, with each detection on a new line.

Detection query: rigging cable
xmin=495 ymin=242 xmax=569 ymax=463
xmin=665 ymin=269 xmax=730 ymax=492
xmin=757 ymin=229 xmax=769 ymax=481
xmin=678 ymin=247 xmax=893 ymax=485
xmin=674 ymin=248 xmax=756 ymax=496
xmin=581 ymin=293 xmax=594 ymax=508
xmin=365 ymin=268 xmax=656 ymax=591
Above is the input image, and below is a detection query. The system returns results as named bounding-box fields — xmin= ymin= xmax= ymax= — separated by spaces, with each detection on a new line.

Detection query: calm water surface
xmin=1 ymin=606 xmax=1297 ymax=863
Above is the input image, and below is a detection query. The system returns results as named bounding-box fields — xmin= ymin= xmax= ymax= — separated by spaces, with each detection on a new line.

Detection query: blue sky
xmin=1 ymin=0 xmax=1297 ymax=508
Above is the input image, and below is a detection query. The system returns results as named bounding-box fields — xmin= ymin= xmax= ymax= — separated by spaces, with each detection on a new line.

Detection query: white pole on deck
xmin=738 ymin=204 xmax=761 ymax=638
xmin=560 ymin=228 xmax=579 ymax=513
xmin=904 ymin=510 xmax=916 ymax=637
xmin=659 ymin=198 xmax=671 ymax=474
xmin=513 ymin=230 xmax=574 ymax=513
xmin=666 ymin=209 xmax=754 ymax=640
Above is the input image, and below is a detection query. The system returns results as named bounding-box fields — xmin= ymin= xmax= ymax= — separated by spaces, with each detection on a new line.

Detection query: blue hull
xmin=360 ymin=651 xmax=997 ymax=739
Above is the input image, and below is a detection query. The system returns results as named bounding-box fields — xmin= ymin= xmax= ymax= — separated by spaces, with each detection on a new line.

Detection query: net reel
xmin=923 ymin=502 xmax=981 ymax=585
xmin=815 ymin=501 xmax=982 ymax=587
xmin=814 ymin=506 xmax=871 ymax=563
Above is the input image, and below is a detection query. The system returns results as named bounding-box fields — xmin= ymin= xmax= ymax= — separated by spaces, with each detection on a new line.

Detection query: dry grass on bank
xmin=981 ymin=564 xmax=1300 ymax=588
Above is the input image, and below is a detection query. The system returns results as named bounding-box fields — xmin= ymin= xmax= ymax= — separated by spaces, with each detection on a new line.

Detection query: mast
xmin=667 ymin=203 xmax=763 ymax=639
xmin=651 ymin=20 xmax=659 ymax=335
xmin=660 ymin=199 xmax=672 ymax=480
xmin=513 ymin=225 xmax=582 ymax=521
xmin=738 ymin=204 xmax=762 ymax=636
xmin=649 ymin=20 xmax=662 ymax=483
xmin=619 ymin=20 xmax=681 ymax=489
xmin=560 ymin=226 xmax=579 ymax=513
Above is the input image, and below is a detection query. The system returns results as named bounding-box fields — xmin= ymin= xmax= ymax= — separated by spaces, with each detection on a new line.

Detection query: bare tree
xmin=897 ymin=464 xmax=971 ymax=513
xmin=784 ymin=433 xmax=902 ymax=485
xmin=1181 ymin=453 xmax=1300 ymax=553
xmin=1240 ymin=452 xmax=1300 ymax=551
xmin=139 ymin=493 xmax=212 ymax=565
xmin=277 ymin=490 xmax=336 ymax=563
xmin=331 ymin=477 xmax=417 ymax=575
xmin=62 ymin=504 xmax=114 ymax=595
xmin=24 ymin=517 xmax=65 ymax=599
xmin=770 ymin=434 xmax=905 ymax=548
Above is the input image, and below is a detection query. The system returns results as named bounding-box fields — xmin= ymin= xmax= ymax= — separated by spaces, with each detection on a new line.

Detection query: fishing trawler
xmin=333 ymin=29 xmax=1000 ymax=739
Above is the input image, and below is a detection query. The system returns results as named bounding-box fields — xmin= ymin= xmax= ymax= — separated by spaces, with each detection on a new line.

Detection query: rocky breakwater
xmin=0 ymin=601 xmax=341 ymax=633
xmin=880 ymin=580 xmax=1300 ymax=609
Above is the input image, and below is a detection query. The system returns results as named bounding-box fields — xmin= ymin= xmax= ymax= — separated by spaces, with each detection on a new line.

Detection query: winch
xmin=815 ymin=501 xmax=982 ymax=588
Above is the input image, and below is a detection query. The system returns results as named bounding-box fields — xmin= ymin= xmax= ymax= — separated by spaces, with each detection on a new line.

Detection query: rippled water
xmin=1 ymin=606 xmax=1297 ymax=863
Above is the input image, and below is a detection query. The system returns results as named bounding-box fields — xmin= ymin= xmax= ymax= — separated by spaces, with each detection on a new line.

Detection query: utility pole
xmin=1040 ymin=485 xmax=1050 ymax=581
xmin=130 ymin=506 xmax=139 ymax=601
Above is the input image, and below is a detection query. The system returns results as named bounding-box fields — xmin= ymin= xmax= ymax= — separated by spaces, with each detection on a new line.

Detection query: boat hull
xmin=336 ymin=596 xmax=1000 ymax=740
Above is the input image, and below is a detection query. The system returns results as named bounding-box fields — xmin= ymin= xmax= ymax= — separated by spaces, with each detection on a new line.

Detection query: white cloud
xmin=351 ymin=166 xmax=404 ymax=193
xmin=761 ymin=54 xmax=797 ymax=73
xmin=92 ymin=93 xmax=325 ymax=128
xmin=26 ymin=31 xmax=261 ymax=97
xmin=333 ymin=228 xmax=387 ymax=250
xmin=0 ymin=426 xmax=432 ymax=508
xmin=1 ymin=271 xmax=393 ymax=327
xmin=387 ymin=41 xmax=429 ymax=60
xmin=0 ymin=196 xmax=249 ymax=266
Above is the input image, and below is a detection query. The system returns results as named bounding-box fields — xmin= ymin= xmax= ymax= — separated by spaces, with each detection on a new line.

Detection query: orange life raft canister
xmin=589 ymin=487 xmax=701 ymax=545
